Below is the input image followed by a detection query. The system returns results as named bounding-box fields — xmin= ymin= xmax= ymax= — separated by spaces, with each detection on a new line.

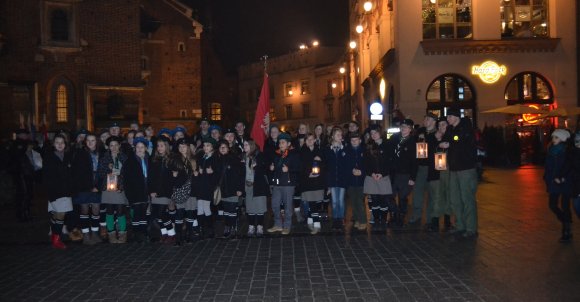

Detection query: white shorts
xmin=48 ymin=197 xmax=73 ymax=213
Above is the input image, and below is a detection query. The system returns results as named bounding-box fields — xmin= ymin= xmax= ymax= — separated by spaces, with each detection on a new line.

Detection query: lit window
xmin=504 ymin=72 xmax=553 ymax=105
xmin=56 ymin=85 xmax=68 ymax=122
xmin=422 ymin=0 xmax=472 ymax=40
xmin=501 ymin=0 xmax=549 ymax=38
xmin=300 ymin=80 xmax=310 ymax=95
xmin=284 ymin=83 xmax=294 ymax=97
xmin=210 ymin=103 xmax=222 ymax=121
xmin=426 ymin=74 xmax=476 ymax=122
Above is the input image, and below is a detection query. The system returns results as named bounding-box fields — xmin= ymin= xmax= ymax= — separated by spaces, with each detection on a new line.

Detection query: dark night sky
xmin=187 ymin=0 xmax=349 ymax=71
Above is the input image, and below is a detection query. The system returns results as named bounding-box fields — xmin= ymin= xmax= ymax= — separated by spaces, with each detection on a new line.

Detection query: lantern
xmin=434 ymin=152 xmax=447 ymax=171
xmin=311 ymin=161 xmax=320 ymax=176
xmin=416 ymin=142 xmax=428 ymax=159
xmin=107 ymin=173 xmax=118 ymax=191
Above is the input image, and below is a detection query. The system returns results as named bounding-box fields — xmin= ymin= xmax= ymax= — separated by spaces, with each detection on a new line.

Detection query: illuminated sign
xmin=370 ymin=102 xmax=383 ymax=120
xmin=522 ymin=105 xmax=540 ymax=124
xmin=471 ymin=61 xmax=507 ymax=84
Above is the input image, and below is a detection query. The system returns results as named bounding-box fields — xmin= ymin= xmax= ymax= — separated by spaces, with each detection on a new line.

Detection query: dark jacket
xmin=345 ymin=144 xmax=365 ymax=187
xmin=263 ymin=137 xmax=278 ymax=163
xmin=323 ymin=144 xmax=349 ymax=188
xmin=270 ymin=149 xmax=301 ymax=187
xmin=122 ymin=154 xmax=149 ymax=204
xmin=570 ymin=147 xmax=580 ymax=197
xmin=364 ymin=140 xmax=390 ymax=177
xmin=71 ymin=148 xmax=99 ymax=194
xmin=148 ymin=156 xmax=173 ymax=198
xmin=389 ymin=133 xmax=418 ymax=181
xmin=196 ymin=152 xmax=219 ymax=201
xmin=43 ymin=151 xmax=73 ymax=201
xmin=544 ymin=143 xmax=572 ymax=194
xmin=299 ymin=145 xmax=325 ymax=192
xmin=445 ymin=118 xmax=477 ymax=171
xmin=244 ymin=152 xmax=270 ymax=197
xmin=218 ymin=153 xmax=245 ymax=199
xmin=96 ymin=151 xmax=127 ymax=192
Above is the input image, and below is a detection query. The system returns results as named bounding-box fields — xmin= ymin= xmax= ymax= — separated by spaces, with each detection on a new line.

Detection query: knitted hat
xmin=278 ymin=133 xmax=292 ymax=142
xmin=446 ymin=108 xmax=461 ymax=117
xmin=133 ymin=137 xmax=149 ymax=147
xmin=551 ymin=129 xmax=570 ymax=142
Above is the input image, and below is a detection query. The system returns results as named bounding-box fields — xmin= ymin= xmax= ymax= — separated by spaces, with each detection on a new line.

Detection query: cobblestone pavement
xmin=0 ymin=167 xmax=579 ymax=302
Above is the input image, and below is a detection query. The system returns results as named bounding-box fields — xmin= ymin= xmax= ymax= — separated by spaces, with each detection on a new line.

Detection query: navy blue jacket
xmin=323 ymin=144 xmax=349 ymax=188
xmin=544 ymin=143 xmax=572 ymax=194
xmin=344 ymin=144 xmax=365 ymax=187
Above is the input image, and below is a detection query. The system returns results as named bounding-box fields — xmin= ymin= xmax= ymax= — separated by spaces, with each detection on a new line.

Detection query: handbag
xmin=213 ymin=166 xmax=226 ymax=206
xmin=172 ymin=180 xmax=191 ymax=204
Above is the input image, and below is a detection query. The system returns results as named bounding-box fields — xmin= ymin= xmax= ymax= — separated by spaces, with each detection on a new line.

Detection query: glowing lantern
xmin=107 ymin=174 xmax=118 ymax=191
xmin=416 ymin=142 xmax=428 ymax=159
xmin=434 ymin=152 xmax=447 ymax=171
xmin=311 ymin=161 xmax=320 ymax=176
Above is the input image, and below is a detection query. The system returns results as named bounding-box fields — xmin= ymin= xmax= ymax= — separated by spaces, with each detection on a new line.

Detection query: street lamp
xmin=332 ymin=83 xmax=337 ymax=89
xmin=355 ymin=24 xmax=364 ymax=34
xmin=363 ymin=1 xmax=373 ymax=12
xmin=339 ymin=67 xmax=346 ymax=74
xmin=349 ymin=41 xmax=357 ymax=49
xmin=312 ymin=40 xmax=319 ymax=47
xmin=299 ymin=44 xmax=307 ymax=50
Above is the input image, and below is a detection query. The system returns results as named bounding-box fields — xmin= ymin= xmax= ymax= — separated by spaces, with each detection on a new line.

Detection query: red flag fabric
xmin=251 ymin=74 xmax=270 ymax=151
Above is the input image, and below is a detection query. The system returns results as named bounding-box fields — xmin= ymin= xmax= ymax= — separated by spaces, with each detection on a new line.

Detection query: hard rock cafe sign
xmin=471 ymin=61 xmax=507 ymax=84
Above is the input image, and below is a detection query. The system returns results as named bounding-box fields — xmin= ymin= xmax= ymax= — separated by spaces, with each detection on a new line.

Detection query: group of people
xmin=12 ymin=108 xmax=579 ymax=249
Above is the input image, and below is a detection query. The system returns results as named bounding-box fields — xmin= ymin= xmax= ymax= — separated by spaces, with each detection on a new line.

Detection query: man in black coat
xmin=441 ymin=109 xmax=478 ymax=239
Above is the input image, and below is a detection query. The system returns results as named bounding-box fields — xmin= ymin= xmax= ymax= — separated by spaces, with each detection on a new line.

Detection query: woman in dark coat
xmin=122 ymin=137 xmax=150 ymax=243
xmin=216 ymin=140 xmax=244 ymax=238
xmin=71 ymin=133 xmax=102 ymax=245
xmin=544 ymin=129 xmax=573 ymax=242
xmin=363 ymin=125 xmax=393 ymax=230
xmin=196 ymin=137 xmax=219 ymax=238
xmin=44 ymin=134 xmax=73 ymax=249
xmin=243 ymin=139 xmax=270 ymax=237
xmin=300 ymin=133 xmax=325 ymax=234
xmin=148 ymin=136 xmax=175 ymax=243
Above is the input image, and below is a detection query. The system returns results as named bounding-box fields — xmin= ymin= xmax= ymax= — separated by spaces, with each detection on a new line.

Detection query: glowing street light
xmin=363 ymin=1 xmax=373 ymax=12
xmin=339 ymin=67 xmax=346 ymax=74
xmin=312 ymin=40 xmax=319 ymax=47
xmin=349 ymin=41 xmax=357 ymax=49
xmin=299 ymin=44 xmax=307 ymax=50
xmin=355 ymin=24 xmax=364 ymax=34
xmin=332 ymin=83 xmax=337 ymax=89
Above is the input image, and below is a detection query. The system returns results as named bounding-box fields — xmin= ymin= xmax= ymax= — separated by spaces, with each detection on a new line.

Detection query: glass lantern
xmin=106 ymin=173 xmax=118 ymax=191
xmin=416 ymin=142 xmax=428 ymax=159
xmin=311 ymin=161 xmax=320 ymax=176
xmin=434 ymin=152 xmax=447 ymax=171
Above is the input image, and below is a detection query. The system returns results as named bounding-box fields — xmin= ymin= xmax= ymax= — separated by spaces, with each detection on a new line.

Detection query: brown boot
xmin=117 ymin=232 xmax=127 ymax=243
xmin=99 ymin=226 xmax=108 ymax=240
xmin=108 ymin=231 xmax=119 ymax=243
xmin=70 ymin=228 xmax=83 ymax=242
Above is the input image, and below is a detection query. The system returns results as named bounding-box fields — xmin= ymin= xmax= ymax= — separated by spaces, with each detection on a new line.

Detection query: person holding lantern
xmin=268 ymin=133 xmax=301 ymax=235
xmin=388 ymin=119 xmax=418 ymax=228
xmin=148 ymin=136 xmax=176 ymax=244
xmin=44 ymin=134 xmax=74 ymax=249
xmin=122 ymin=137 xmax=150 ymax=243
xmin=71 ymin=133 xmax=103 ymax=245
xmin=324 ymin=127 xmax=349 ymax=231
xmin=363 ymin=124 xmax=393 ymax=230
xmin=299 ymin=133 xmax=325 ymax=234
xmin=409 ymin=113 xmax=438 ymax=226
xmin=441 ymin=109 xmax=478 ymax=239
xmin=97 ymin=136 xmax=128 ymax=243
xmin=243 ymin=139 xmax=270 ymax=237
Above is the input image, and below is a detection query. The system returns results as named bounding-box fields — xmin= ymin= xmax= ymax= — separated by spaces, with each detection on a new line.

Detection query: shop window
xmin=284 ymin=83 xmax=294 ymax=97
xmin=210 ymin=102 xmax=222 ymax=121
xmin=422 ymin=0 xmax=472 ymax=39
xmin=501 ymin=0 xmax=549 ymax=38
xmin=504 ymin=72 xmax=553 ymax=105
xmin=301 ymin=80 xmax=310 ymax=95
xmin=426 ymin=73 xmax=476 ymax=122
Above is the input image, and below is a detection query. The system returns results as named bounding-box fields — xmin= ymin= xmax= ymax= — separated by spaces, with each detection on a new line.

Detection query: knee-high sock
xmin=106 ymin=214 xmax=115 ymax=232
